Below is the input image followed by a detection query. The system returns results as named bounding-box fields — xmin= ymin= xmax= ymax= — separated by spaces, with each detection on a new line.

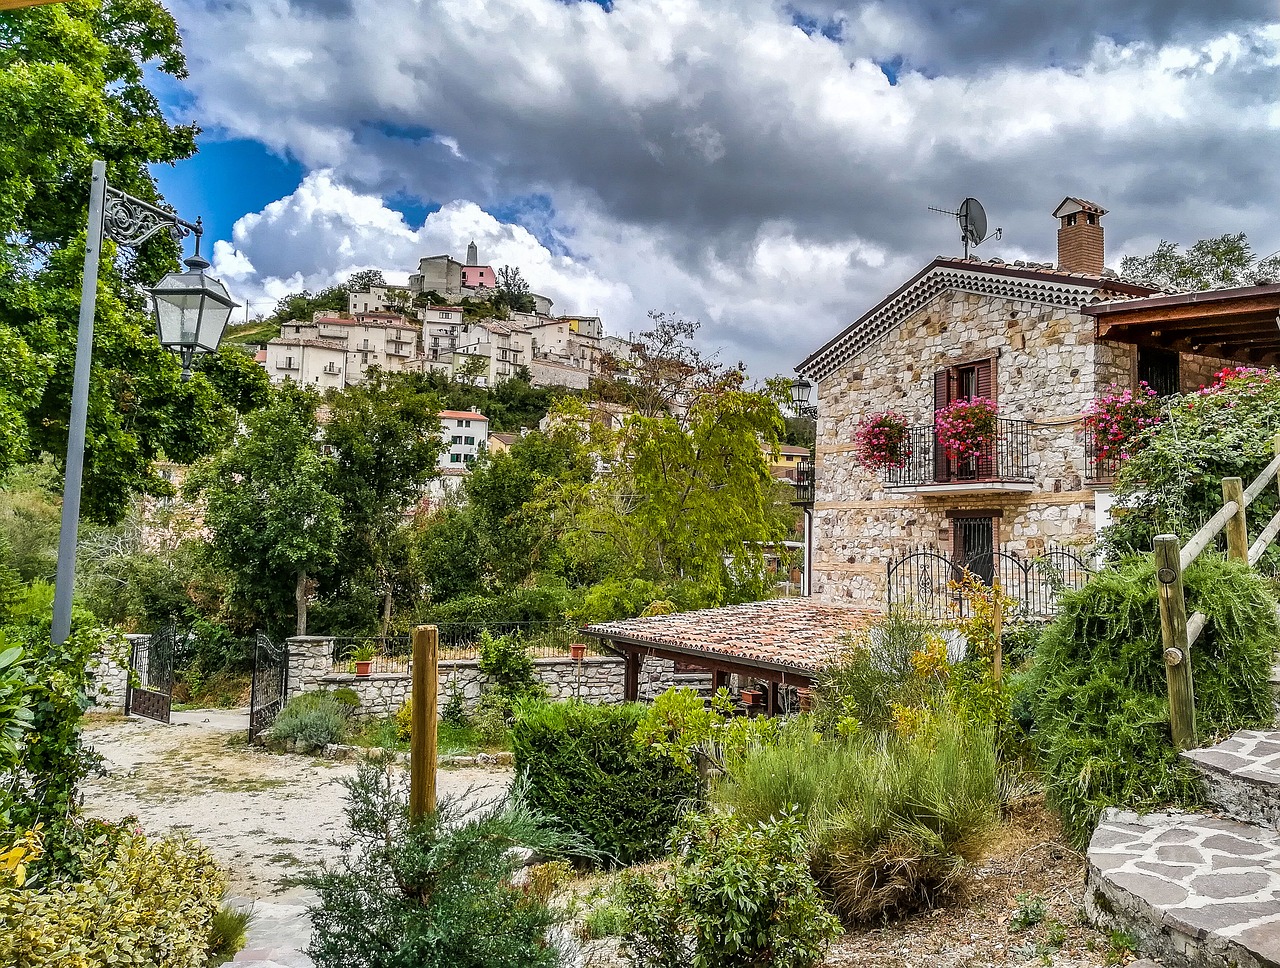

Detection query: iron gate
xmin=127 ymin=624 xmax=176 ymax=724
xmin=886 ymin=545 xmax=1094 ymax=621
xmin=248 ymin=632 xmax=287 ymax=742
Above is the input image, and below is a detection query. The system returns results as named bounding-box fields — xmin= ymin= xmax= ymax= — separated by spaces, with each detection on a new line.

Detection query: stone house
xmin=796 ymin=197 xmax=1237 ymax=610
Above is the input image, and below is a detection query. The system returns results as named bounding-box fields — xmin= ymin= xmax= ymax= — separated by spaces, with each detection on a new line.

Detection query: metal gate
xmin=886 ymin=545 xmax=1094 ymax=622
xmin=127 ymin=624 xmax=176 ymax=724
xmin=248 ymin=632 xmax=287 ymax=742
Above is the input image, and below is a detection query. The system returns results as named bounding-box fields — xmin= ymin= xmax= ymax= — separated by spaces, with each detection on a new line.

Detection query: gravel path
xmin=81 ymin=710 xmax=512 ymax=902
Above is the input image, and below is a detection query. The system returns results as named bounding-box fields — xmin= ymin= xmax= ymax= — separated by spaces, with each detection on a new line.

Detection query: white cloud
xmin=171 ymin=0 xmax=1280 ymax=374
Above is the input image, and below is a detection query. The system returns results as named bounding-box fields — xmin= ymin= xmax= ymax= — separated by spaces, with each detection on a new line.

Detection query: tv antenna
xmin=929 ymin=197 xmax=1002 ymax=259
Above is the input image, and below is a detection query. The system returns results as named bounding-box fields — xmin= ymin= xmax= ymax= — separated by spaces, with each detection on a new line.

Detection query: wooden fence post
xmin=1222 ymin=477 xmax=1248 ymax=563
xmin=410 ymin=624 xmax=438 ymax=820
xmin=1154 ymin=535 xmax=1197 ymax=750
xmin=990 ymin=583 xmax=1003 ymax=685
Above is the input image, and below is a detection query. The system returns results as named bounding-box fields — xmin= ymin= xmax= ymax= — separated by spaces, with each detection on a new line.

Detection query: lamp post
xmin=789 ymin=376 xmax=817 ymax=597
xmin=51 ymin=160 xmax=237 ymax=645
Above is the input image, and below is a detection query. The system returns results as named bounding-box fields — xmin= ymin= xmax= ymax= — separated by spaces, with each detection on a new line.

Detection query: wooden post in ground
xmin=1154 ymin=535 xmax=1197 ymax=750
xmin=1223 ymin=477 xmax=1249 ymax=563
xmin=990 ymin=584 xmax=1003 ymax=685
xmin=410 ymin=625 xmax=438 ymax=820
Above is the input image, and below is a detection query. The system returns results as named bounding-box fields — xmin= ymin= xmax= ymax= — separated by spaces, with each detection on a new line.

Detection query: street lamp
xmin=789 ymin=374 xmax=818 ymax=596
xmin=51 ymin=160 xmax=235 ymax=644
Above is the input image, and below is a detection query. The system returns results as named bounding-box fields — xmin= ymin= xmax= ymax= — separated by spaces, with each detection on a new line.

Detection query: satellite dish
xmin=929 ymin=196 xmax=1003 ymax=258
xmin=959 ymin=198 xmax=986 ymax=247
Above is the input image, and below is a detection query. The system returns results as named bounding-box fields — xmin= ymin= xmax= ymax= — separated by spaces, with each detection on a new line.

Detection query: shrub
xmin=269 ymin=691 xmax=351 ymax=752
xmin=477 ymin=630 xmax=542 ymax=703
xmin=619 ymin=810 xmax=840 ymax=968
xmin=512 ymin=701 xmax=700 ymax=865
xmin=1032 ymin=555 xmax=1276 ymax=846
xmin=715 ymin=710 xmax=999 ymax=925
xmin=301 ymin=759 xmax=587 ymax=968
xmin=0 ymin=831 xmax=225 ymax=968
xmin=813 ymin=609 xmax=950 ymax=736
xmin=205 ymin=903 xmax=252 ymax=966
xmin=634 ymin=686 xmax=781 ymax=773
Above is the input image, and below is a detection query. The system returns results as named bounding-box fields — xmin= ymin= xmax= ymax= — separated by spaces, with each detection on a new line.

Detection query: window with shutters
xmin=932 ymin=357 xmax=998 ymax=481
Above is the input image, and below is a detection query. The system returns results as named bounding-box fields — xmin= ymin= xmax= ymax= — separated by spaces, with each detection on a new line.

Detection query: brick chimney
xmin=1053 ymin=197 xmax=1107 ymax=275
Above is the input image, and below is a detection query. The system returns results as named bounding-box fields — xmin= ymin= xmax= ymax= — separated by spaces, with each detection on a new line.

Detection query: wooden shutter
xmin=933 ymin=369 xmax=952 ymax=482
xmin=975 ymin=357 xmax=996 ymax=403
xmin=975 ymin=358 xmax=997 ymax=478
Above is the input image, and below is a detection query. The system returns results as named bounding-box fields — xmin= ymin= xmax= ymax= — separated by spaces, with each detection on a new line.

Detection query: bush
xmin=205 ymin=903 xmax=252 ymax=966
xmin=1032 ymin=554 xmax=1276 ymax=846
xmin=269 ymin=691 xmax=351 ymax=752
xmin=512 ymin=701 xmax=700 ymax=866
xmin=813 ymin=609 xmax=951 ymax=736
xmin=714 ymin=710 xmax=999 ymax=924
xmin=301 ymin=759 xmax=587 ymax=968
xmin=620 ymin=810 xmax=839 ymax=968
xmin=0 ymin=830 xmax=225 ymax=967
xmin=477 ymin=630 xmax=541 ymax=702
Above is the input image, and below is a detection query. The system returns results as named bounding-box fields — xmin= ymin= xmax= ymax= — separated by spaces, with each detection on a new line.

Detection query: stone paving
xmin=1087 ymin=809 xmax=1280 ymax=968
xmin=1183 ymin=730 xmax=1280 ymax=831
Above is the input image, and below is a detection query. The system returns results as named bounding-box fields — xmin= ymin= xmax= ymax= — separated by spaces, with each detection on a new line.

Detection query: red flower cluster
xmin=1082 ymin=382 xmax=1161 ymax=463
xmin=854 ymin=411 xmax=912 ymax=470
xmin=934 ymin=397 xmax=998 ymax=462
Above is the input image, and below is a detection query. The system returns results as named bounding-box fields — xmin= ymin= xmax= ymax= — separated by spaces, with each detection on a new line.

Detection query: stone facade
xmin=808 ymin=269 xmax=1232 ymax=611
xmin=285 ymin=636 xmax=679 ymax=718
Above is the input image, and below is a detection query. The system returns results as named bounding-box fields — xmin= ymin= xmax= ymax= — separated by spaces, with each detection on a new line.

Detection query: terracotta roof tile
xmin=586 ymin=599 xmax=877 ymax=674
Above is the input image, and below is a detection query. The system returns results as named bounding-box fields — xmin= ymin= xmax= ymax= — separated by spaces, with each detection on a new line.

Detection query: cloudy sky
xmin=152 ymin=0 xmax=1280 ymax=379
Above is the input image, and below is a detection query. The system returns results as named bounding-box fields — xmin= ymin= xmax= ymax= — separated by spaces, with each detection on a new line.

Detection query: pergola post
xmin=623 ymin=648 xmax=641 ymax=702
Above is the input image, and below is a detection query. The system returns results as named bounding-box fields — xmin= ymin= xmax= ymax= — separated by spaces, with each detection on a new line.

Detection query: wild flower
xmin=934 ymin=397 xmax=998 ymax=462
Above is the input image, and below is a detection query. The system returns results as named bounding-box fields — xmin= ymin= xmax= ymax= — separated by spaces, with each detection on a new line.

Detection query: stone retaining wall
xmin=285 ymin=636 xmax=679 ymax=718
xmin=87 ymin=634 xmax=136 ymax=714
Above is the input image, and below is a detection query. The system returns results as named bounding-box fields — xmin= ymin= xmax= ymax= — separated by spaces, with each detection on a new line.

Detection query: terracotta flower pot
xmin=740 ymin=688 xmax=763 ymax=706
xmin=570 ymin=643 xmax=587 ymax=661
xmin=355 ymin=660 xmax=373 ymax=677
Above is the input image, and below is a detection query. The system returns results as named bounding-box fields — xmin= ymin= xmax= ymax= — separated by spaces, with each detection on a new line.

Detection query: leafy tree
xmin=1121 ymin=233 xmax=1280 ymax=290
xmin=319 ymin=371 xmax=443 ymax=632
xmin=0 ymin=0 xmax=264 ymax=521
xmin=494 ymin=265 xmax=535 ymax=314
xmin=187 ymin=386 xmax=342 ymax=636
xmin=344 ymin=268 xmax=386 ymax=294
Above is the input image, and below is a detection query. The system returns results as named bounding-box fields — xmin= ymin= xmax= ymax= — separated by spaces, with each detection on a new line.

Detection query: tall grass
xmin=714 ymin=710 xmax=999 ymax=924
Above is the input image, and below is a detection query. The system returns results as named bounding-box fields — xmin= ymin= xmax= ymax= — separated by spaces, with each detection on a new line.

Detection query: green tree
xmin=319 ymin=371 xmax=443 ymax=632
xmin=494 ymin=265 xmax=535 ymax=314
xmin=188 ymin=387 xmax=342 ymax=636
xmin=1121 ymin=233 xmax=1280 ymax=290
xmin=0 ymin=0 xmax=262 ymax=521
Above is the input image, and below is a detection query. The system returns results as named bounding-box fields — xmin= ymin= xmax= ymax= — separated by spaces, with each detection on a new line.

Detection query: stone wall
xmin=284 ymin=636 xmax=677 ymax=718
xmin=87 ymin=635 xmax=136 ymax=714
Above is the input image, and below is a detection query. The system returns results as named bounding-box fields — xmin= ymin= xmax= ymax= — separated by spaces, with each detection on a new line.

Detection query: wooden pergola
xmin=1083 ymin=284 xmax=1280 ymax=365
xmin=585 ymin=599 xmax=876 ymax=714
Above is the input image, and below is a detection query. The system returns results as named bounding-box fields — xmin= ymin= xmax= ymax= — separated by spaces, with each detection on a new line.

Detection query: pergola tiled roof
xmin=585 ymin=599 xmax=877 ymax=683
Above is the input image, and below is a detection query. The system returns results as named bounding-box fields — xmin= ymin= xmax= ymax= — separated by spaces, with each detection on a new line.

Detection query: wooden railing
xmin=1155 ymin=432 xmax=1280 ymax=749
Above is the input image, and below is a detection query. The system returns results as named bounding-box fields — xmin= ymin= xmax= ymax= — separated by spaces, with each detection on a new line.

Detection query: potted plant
xmin=934 ymin=397 xmax=999 ymax=462
xmin=854 ymin=411 xmax=912 ymax=470
xmin=351 ymin=642 xmax=377 ymax=677
xmin=740 ymin=686 xmax=764 ymax=707
xmin=570 ymin=642 xmax=587 ymax=661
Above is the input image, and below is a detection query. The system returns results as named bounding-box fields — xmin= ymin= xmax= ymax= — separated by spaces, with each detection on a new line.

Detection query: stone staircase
xmin=1086 ymin=729 xmax=1280 ymax=968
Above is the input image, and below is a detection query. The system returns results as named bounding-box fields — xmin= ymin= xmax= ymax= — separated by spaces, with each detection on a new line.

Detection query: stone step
xmin=1086 ymin=808 xmax=1280 ymax=968
xmin=1183 ymin=730 xmax=1280 ymax=830
xmin=671 ymin=672 xmax=713 ymax=694
xmin=1270 ymin=663 xmax=1280 ymax=721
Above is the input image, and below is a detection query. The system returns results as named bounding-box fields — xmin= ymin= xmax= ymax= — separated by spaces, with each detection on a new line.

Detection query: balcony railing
xmin=792 ymin=457 xmax=815 ymax=506
xmin=882 ymin=419 xmax=1033 ymax=487
xmin=1085 ymin=431 xmax=1122 ymax=482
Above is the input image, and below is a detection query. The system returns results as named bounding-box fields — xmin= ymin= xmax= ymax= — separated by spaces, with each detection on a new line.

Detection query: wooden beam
xmin=1095 ymin=294 xmax=1280 ymax=332
xmin=409 ymin=625 xmax=438 ymax=820
xmin=623 ymin=649 xmax=641 ymax=702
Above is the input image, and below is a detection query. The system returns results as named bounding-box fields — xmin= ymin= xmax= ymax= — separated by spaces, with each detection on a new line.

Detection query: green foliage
xmin=440 ymin=686 xmax=469 ymax=728
xmin=1120 ymin=233 xmax=1280 ymax=290
xmin=301 ymin=760 xmax=586 ymax=968
xmin=619 ymin=810 xmax=840 ymax=968
xmin=1031 ymin=555 xmax=1276 ymax=846
xmin=634 ymin=686 xmax=781 ymax=773
xmin=188 ymin=385 xmax=342 ymax=636
xmin=813 ymin=609 xmax=951 ymax=735
xmin=714 ymin=710 xmax=1000 ymax=925
xmin=0 ymin=830 xmax=225 ymax=968
xmin=1009 ymin=892 xmax=1048 ymax=932
xmin=269 ymin=692 xmax=351 ymax=752
xmin=512 ymin=701 xmax=700 ymax=865
xmin=1104 ymin=367 xmax=1280 ymax=560
xmin=0 ymin=636 xmax=32 ymax=771
xmin=477 ymin=631 xmax=541 ymax=701
xmin=424 ymin=587 xmax=569 ymax=626
xmin=205 ymin=903 xmax=252 ymax=967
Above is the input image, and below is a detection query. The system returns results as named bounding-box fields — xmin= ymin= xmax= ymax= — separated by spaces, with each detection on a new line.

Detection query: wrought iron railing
xmin=886 ymin=545 xmax=1094 ymax=622
xmin=1084 ymin=430 xmax=1123 ymax=482
xmin=326 ymin=623 xmax=599 ymax=674
xmin=883 ymin=418 xmax=1034 ymax=487
xmin=792 ymin=457 xmax=815 ymax=506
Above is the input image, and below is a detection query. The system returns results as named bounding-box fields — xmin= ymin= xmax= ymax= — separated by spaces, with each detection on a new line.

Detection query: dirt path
xmin=81 ymin=710 xmax=512 ymax=902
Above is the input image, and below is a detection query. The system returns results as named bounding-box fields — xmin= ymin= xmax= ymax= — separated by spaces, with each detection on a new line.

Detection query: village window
xmin=933 ymin=358 xmax=997 ymax=481
xmin=456 ymin=419 xmax=464 ymax=427
xmin=1138 ymin=347 xmax=1180 ymax=398
xmin=450 ymin=453 xmax=461 ymax=463
xmin=452 ymin=435 xmax=462 ymax=444
xmin=949 ymin=512 xmax=997 ymax=585
xmin=464 ymin=436 xmax=474 ymax=445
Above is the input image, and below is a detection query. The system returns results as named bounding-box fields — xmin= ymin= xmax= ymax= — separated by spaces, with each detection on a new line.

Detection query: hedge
xmin=511 ymin=700 xmax=699 ymax=866
xmin=1032 ymin=554 xmax=1276 ymax=846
